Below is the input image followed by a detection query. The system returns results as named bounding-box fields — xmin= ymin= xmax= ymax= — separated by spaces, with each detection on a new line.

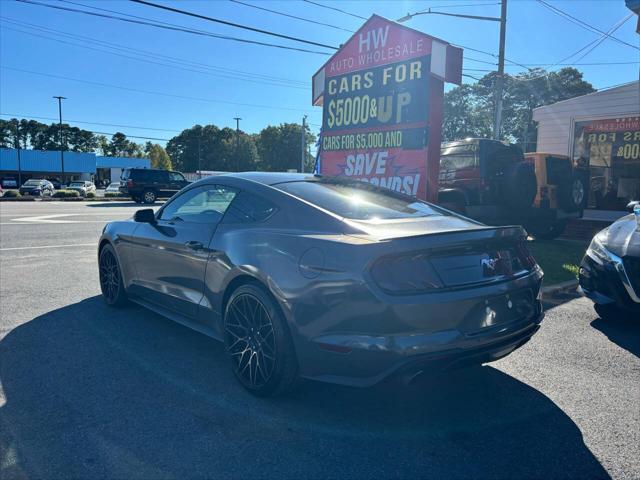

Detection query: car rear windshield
xmin=274 ymin=181 xmax=444 ymax=220
xmin=23 ymin=180 xmax=43 ymax=186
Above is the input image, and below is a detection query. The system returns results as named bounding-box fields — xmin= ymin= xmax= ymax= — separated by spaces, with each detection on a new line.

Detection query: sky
xmin=0 ymin=0 xmax=638 ymax=149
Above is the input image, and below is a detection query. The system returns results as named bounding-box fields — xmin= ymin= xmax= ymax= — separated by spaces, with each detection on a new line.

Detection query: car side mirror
xmin=626 ymin=200 xmax=639 ymax=213
xmin=134 ymin=209 xmax=156 ymax=224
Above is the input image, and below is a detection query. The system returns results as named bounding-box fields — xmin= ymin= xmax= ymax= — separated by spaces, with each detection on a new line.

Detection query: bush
xmin=105 ymin=192 xmax=124 ymax=198
xmin=86 ymin=191 xmax=96 ymax=198
xmin=53 ymin=189 xmax=80 ymax=198
xmin=2 ymin=189 xmax=21 ymax=197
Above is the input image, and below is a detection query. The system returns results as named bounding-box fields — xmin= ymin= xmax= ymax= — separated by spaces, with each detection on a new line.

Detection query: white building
xmin=533 ymin=81 xmax=640 ymax=210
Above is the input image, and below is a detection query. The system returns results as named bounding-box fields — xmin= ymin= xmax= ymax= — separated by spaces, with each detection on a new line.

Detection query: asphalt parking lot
xmin=0 ymin=201 xmax=638 ymax=479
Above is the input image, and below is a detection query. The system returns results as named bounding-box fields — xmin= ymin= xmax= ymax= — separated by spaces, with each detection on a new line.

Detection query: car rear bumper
xmin=293 ymin=271 xmax=544 ymax=387
xmin=303 ymin=310 xmax=543 ymax=387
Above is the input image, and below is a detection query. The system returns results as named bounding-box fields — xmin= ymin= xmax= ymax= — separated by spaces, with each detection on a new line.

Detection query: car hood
xmin=344 ymin=214 xmax=493 ymax=241
xmin=602 ymin=214 xmax=639 ymax=258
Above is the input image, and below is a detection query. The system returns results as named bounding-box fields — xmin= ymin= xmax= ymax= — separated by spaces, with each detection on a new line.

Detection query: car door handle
xmin=185 ymin=240 xmax=204 ymax=251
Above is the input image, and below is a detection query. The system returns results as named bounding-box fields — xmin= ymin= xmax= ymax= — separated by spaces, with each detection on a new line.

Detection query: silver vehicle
xmin=105 ymin=182 xmax=122 ymax=195
xmin=98 ymin=173 xmax=544 ymax=396
xmin=67 ymin=181 xmax=96 ymax=197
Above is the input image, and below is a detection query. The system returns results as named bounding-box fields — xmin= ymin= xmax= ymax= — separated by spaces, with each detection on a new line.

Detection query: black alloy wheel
xmin=224 ymin=284 xmax=298 ymax=396
xmin=143 ymin=190 xmax=157 ymax=204
xmin=99 ymin=245 xmax=128 ymax=306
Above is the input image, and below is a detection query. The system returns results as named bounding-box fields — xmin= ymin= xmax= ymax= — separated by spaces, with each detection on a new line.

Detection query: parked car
xmin=19 ymin=179 xmax=54 ymax=196
xmin=438 ymin=139 xmax=585 ymax=239
xmin=105 ymin=182 xmax=122 ymax=195
xmin=67 ymin=181 xmax=96 ymax=197
xmin=579 ymin=201 xmax=640 ymax=320
xmin=47 ymin=178 xmax=63 ymax=190
xmin=120 ymin=168 xmax=190 ymax=204
xmin=99 ymin=173 xmax=544 ymax=396
xmin=1 ymin=177 xmax=18 ymax=188
xmin=0 ymin=185 xmax=3 ymax=197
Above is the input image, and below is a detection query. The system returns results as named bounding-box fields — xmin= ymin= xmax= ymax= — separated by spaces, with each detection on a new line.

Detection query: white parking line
xmin=12 ymin=214 xmax=119 ymax=224
xmin=0 ymin=243 xmax=95 ymax=251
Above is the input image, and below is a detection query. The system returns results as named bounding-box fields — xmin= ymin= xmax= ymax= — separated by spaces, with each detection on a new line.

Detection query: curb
xmin=540 ymin=279 xmax=579 ymax=299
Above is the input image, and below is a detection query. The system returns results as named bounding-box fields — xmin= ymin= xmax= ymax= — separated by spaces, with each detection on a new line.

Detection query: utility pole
xmin=300 ymin=115 xmax=307 ymax=173
xmin=53 ymin=96 xmax=67 ymax=185
xmin=397 ymin=4 xmax=506 ymax=139
xmin=493 ymin=0 xmax=507 ymax=140
xmin=233 ymin=117 xmax=241 ymax=172
xmin=13 ymin=121 xmax=22 ymax=186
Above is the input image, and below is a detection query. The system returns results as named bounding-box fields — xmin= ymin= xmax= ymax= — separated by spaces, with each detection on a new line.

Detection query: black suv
xmin=120 ymin=168 xmax=190 ymax=204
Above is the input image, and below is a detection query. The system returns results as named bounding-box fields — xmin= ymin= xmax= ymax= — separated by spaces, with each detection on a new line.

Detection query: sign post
xmin=312 ymin=15 xmax=462 ymax=203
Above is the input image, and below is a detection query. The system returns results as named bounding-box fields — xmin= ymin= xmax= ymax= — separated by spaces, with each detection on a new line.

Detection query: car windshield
xmin=23 ymin=180 xmax=42 ymax=186
xmin=70 ymin=182 xmax=84 ymax=187
xmin=275 ymin=181 xmax=445 ymax=220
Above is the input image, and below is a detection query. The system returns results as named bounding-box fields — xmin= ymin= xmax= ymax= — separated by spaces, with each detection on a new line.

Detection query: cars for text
xmin=99 ymin=173 xmax=544 ymax=396
xmin=579 ymin=201 xmax=640 ymax=320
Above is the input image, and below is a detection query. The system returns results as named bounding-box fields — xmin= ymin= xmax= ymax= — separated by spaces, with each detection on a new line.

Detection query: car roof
xmin=220 ymin=172 xmax=318 ymax=186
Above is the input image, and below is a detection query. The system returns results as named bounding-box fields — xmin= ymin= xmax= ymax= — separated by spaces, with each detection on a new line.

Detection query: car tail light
xmin=515 ymin=240 xmax=537 ymax=270
xmin=127 ymin=179 xmax=134 ymax=188
xmin=370 ymin=252 xmax=443 ymax=295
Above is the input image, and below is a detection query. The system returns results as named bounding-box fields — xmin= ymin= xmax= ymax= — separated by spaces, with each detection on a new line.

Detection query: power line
xmin=0 ymin=112 xmax=181 ymax=132
xmin=1 ymin=16 xmax=308 ymax=86
xmin=1 ymin=66 xmax=314 ymax=113
xmin=0 ymin=113 xmax=173 ymax=141
xmin=129 ymin=0 xmax=338 ymax=50
xmin=537 ymin=0 xmax=639 ymax=51
xmin=302 ymin=0 xmax=368 ymax=20
xmin=229 ymin=0 xmax=354 ymax=32
xmin=15 ymin=0 xmax=332 ymax=55
xmin=512 ymin=13 xmax=634 ymax=82
xmin=506 ymin=61 xmax=640 ymax=67
xmin=1 ymin=22 xmax=310 ymax=90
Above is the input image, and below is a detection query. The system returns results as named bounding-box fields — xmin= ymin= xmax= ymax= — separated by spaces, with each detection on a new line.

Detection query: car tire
xmin=143 ymin=189 xmax=157 ymax=204
xmin=527 ymin=219 xmax=568 ymax=240
xmin=224 ymin=283 xmax=298 ymax=397
xmin=99 ymin=244 xmax=129 ymax=307
xmin=559 ymin=173 xmax=588 ymax=212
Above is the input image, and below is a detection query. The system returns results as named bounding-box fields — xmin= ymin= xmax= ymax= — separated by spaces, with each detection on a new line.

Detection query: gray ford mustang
xmin=98 ymin=172 xmax=544 ymax=396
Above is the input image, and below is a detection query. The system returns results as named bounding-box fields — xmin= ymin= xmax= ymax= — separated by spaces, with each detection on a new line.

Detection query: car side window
xmin=223 ymin=191 xmax=278 ymax=223
xmin=159 ymin=185 xmax=237 ymax=224
xmin=169 ymin=172 xmax=185 ymax=182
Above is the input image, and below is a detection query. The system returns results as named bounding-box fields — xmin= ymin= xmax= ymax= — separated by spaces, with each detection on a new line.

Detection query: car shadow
xmin=591 ymin=314 xmax=640 ymax=357
xmin=0 ymin=296 xmax=609 ymax=479
xmin=85 ymin=201 xmax=149 ymax=208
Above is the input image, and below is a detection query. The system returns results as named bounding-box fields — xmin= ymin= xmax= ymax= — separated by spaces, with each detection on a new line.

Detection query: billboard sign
xmin=312 ymin=15 xmax=462 ymax=202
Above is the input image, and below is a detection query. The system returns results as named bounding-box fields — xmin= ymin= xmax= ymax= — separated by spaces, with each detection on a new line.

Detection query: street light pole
xmin=493 ymin=0 xmax=508 ymax=140
xmin=397 ymin=4 xmax=507 ymax=139
xmin=233 ymin=117 xmax=241 ymax=172
xmin=53 ymin=96 xmax=67 ymax=185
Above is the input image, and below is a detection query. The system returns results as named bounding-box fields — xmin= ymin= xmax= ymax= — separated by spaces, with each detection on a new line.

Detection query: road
xmin=0 ymin=201 xmax=638 ymax=479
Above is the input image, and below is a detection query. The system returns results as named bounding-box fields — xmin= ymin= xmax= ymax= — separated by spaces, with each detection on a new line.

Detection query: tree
xmin=107 ymin=132 xmax=144 ymax=157
xmin=0 ymin=118 xmax=98 ymax=152
xmin=255 ymin=123 xmax=315 ymax=172
xmin=147 ymin=143 xmax=173 ymax=170
xmin=166 ymin=124 xmax=259 ymax=172
xmin=443 ymin=67 xmax=595 ymax=151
